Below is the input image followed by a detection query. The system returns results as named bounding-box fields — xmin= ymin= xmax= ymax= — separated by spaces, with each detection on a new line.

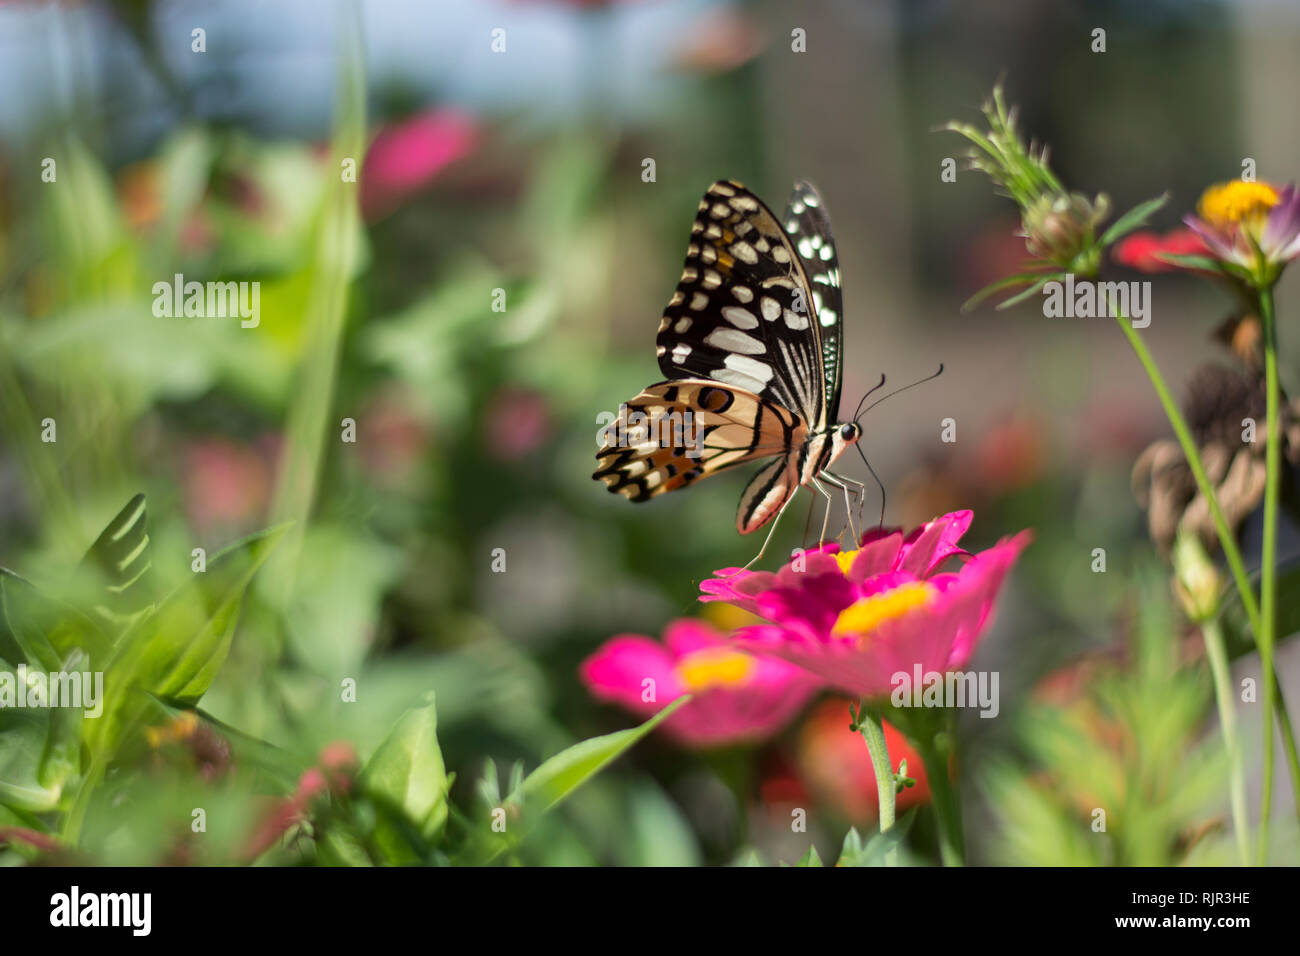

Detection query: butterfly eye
xmin=839 ymin=423 xmax=860 ymax=441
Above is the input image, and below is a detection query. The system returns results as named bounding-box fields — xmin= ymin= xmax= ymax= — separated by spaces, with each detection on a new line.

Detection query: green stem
xmin=915 ymin=715 xmax=964 ymax=866
xmin=1202 ymin=617 xmax=1250 ymax=865
xmin=855 ymin=705 xmax=897 ymax=867
xmin=1113 ymin=311 xmax=1300 ymax=832
xmin=1256 ymin=287 xmax=1281 ymax=864
xmin=1113 ymin=314 xmax=1261 ymax=629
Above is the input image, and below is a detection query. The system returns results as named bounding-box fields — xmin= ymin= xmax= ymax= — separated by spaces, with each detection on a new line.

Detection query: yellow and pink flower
xmin=1183 ymin=180 xmax=1300 ymax=286
xmin=580 ymin=619 xmax=821 ymax=747
xmin=700 ymin=512 xmax=1029 ymax=699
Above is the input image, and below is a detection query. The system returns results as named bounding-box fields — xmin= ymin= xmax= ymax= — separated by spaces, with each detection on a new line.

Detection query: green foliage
xmin=981 ymin=566 xmax=1231 ymax=866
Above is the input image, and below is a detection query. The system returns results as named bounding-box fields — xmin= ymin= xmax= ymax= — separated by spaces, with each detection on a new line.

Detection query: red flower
xmin=797 ymin=699 xmax=930 ymax=823
xmin=1112 ymin=228 xmax=1210 ymax=273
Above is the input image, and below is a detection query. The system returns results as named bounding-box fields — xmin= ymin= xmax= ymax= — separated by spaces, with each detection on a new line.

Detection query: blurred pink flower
xmin=359 ymin=388 xmax=430 ymax=486
xmin=580 ymin=619 xmax=821 ymax=747
xmin=484 ymin=387 xmax=549 ymax=462
xmin=361 ymin=109 xmax=478 ymax=220
xmin=181 ymin=436 xmax=273 ymax=533
xmin=700 ymin=512 xmax=1029 ymax=698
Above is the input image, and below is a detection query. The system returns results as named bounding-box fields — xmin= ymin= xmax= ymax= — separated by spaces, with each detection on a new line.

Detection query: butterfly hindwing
xmin=736 ymin=451 xmax=800 ymax=535
xmin=655 ymin=180 xmax=830 ymax=431
xmin=593 ymin=380 xmax=805 ymax=503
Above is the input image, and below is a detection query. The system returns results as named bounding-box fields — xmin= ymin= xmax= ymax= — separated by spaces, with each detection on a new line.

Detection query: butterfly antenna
xmin=855 ymin=443 xmax=887 ymax=533
xmin=855 ymin=364 xmax=944 ymax=422
xmin=852 ymin=373 xmax=888 ymax=423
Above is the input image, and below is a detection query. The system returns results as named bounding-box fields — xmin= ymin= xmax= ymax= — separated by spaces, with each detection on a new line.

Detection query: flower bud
xmin=1022 ymin=192 xmax=1110 ymax=269
xmin=1172 ymin=531 xmax=1222 ymax=623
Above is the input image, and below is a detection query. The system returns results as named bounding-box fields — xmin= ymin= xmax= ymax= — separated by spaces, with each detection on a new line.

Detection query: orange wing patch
xmin=594 ymin=379 xmax=805 ymax=503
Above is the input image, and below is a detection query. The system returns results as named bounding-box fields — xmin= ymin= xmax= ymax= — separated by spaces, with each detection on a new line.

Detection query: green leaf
xmin=78 ymin=493 xmax=154 ymax=633
xmin=795 ymin=844 xmax=824 ymax=867
xmin=358 ymin=697 xmax=448 ymax=863
xmin=513 ymin=696 xmax=690 ymax=815
xmin=996 ymin=272 xmax=1063 ymax=310
xmin=0 ymin=569 xmax=111 ymax=671
xmin=1155 ymin=252 xmax=1224 ymax=273
xmin=86 ymin=524 xmax=287 ymax=757
xmin=1099 ymin=193 xmax=1169 ymax=246
xmin=960 ymin=271 xmax=1054 ymax=313
xmin=0 ymin=653 xmax=81 ymax=812
xmin=836 ymin=811 xmax=917 ymax=866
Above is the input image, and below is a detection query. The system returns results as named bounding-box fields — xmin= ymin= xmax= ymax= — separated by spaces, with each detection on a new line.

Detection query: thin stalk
xmin=915 ymin=725 xmax=964 ymax=867
xmin=1113 ymin=312 xmax=1300 ymax=829
xmin=1202 ymin=617 xmax=1250 ymax=865
xmin=1256 ymin=287 xmax=1281 ymax=864
xmin=1113 ymin=314 xmax=1261 ymax=630
xmin=855 ymin=709 xmax=897 ymax=866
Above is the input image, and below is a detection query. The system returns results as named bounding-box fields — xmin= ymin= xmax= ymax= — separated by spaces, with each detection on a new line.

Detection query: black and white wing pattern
xmin=782 ymin=181 xmax=845 ymax=423
xmin=596 ymin=180 xmax=851 ymax=535
xmin=653 ymin=180 xmax=838 ymax=432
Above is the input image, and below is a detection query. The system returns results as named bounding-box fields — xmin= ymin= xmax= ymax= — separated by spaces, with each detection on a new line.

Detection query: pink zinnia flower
xmin=700 ymin=512 xmax=1029 ymax=698
xmin=361 ymin=109 xmax=478 ymax=220
xmin=580 ymin=619 xmax=821 ymax=747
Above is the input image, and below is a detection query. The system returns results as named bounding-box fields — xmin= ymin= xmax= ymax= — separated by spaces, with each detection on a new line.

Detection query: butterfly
xmin=594 ymin=179 xmax=870 ymax=560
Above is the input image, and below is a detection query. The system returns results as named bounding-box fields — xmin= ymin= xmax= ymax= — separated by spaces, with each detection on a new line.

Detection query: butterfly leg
xmin=810 ymin=477 xmax=836 ymax=549
xmin=822 ymin=470 xmax=867 ymax=547
xmin=727 ymin=487 xmax=802 ymax=576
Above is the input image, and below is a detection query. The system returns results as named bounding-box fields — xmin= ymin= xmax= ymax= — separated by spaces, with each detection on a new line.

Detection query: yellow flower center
xmin=676 ymin=646 xmax=756 ymax=691
xmin=833 ymin=549 xmax=860 ymax=575
xmin=831 ymin=582 xmax=933 ymax=641
xmin=1197 ymin=181 xmax=1279 ymax=230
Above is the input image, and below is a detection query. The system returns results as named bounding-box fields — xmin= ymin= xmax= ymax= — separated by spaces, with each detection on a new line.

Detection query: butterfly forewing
xmin=655 ymin=180 xmax=829 ymax=432
xmin=782 ymin=181 xmax=845 ymax=422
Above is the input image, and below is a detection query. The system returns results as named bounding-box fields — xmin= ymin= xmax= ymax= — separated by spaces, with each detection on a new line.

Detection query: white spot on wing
xmin=721 ymin=305 xmax=759 ymax=329
xmin=730 ymin=241 xmax=758 ymax=265
xmin=712 ymin=367 xmax=765 ymax=393
xmin=705 ymin=328 xmax=765 ymax=354
xmin=723 ymin=353 xmax=774 ymax=381
xmin=760 ymin=297 xmax=782 ymax=321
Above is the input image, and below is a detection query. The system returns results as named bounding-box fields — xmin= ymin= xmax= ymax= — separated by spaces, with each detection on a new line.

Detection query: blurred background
xmin=1 ymin=0 xmax=1298 ymax=865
